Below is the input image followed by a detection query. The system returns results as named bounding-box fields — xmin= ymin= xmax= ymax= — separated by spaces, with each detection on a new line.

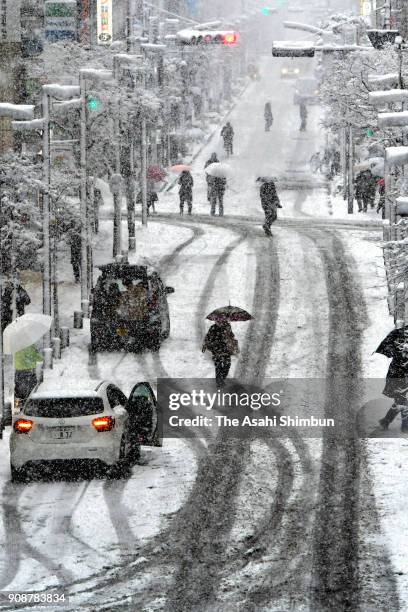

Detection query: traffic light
xmin=176 ymin=29 xmax=238 ymax=46
xmin=87 ymin=95 xmax=100 ymax=111
xmin=366 ymin=128 xmax=374 ymax=137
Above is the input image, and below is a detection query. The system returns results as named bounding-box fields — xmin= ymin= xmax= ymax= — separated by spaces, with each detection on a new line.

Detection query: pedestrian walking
xmin=310 ymin=152 xmax=323 ymax=173
xmin=178 ymin=170 xmax=194 ymax=215
xmin=299 ymin=103 xmax=308 ymax=131
xmin=202 ymin=320 xmax=239 ymax=387
xmin=68 ymin=220 xmax=81 ymax=283
xmin=209 ymin=176 xmax=227 ymax=216
xmin=354 ymin=171 xmax=366 ymax=212
xmin=205 ymin=153 xmax=219 ymax=202
xmin=1 ymin=281 xmax=31 ymax=330
xmin=376 ymin=327 xmax=408 ymax=431
xmin=14 ymin=343 xmax=42 ymax=405
xmin=137 ymin=190 xmax=159 ymax=216
xmin=355 ymin=169 xmax=376 ymax=212
xmin=259 ymin=178 xmax=282 ymax=236
xmin=221 ymin=122 xmax=234 ymax=156
xmin=377 ymin=178 xmax=385 ymax=218
xmin=264 ymin=102 xmax=273 ymax=132
xmin=366 ymin=170 xmax=378 ymax=209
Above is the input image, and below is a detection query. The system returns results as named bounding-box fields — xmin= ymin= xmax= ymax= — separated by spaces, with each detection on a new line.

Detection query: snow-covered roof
xmin=283 ymin=21 xmax=323 ymax=34
xmin=43 ymin=84 xmax=80 ymax=100
xmin=368 ymin=73 xmax=399 ymax=87
xmin=11 ymin=119 xmax=45 ymax=132
xmin=386 ymin=146 xmax=408 ymax=166
xmin=0 ymin=103 xmax=34 ymax=120
xmin=378 ymin=111 xmax=408 ymax=128
xmin=369 ymin=90 xmax=408 ymax=105
xmin=80 ymin=68 xmax=114 ymax=81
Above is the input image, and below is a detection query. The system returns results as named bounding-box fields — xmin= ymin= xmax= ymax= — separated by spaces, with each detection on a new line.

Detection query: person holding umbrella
xmin=205 ymin=153 xmax=219 ymax=202
xmin=258 ymin=177 xmax=282 ymax=236
xmin=178 ymin=170 xmax=194 ymax=215
xmin=206 ymin=162 xmax=231 ymax=217
xmin=202 ymin=306 xmax=251 ymax=387
xmin=375 ymin=327 xmax=408 ymax=431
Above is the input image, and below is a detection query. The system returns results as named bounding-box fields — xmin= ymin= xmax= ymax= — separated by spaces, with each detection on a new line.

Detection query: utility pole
xmin=42 ymin=90 xmax=52 ymax=339
xmin=79 ymin=71 xmax=89 ymax=315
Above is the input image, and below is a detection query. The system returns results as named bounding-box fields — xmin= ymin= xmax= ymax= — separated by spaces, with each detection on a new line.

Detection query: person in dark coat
xmin=366 ymin=169 xmax=378 ymax=210
xmin=202 ymin=321 xmax=239 ymax=386
xmin=264 ymin=102 xmax=273 ymax=132
xmin=205 ymin=153 xmax=219 ymax=202
xmin=209 ymin=176 xmax=227 ymax=216
xmin=1 ymin=282 xmax=31 ymax=330
xmin=68 ymin=221 xmax=82 ymax=283
xmin=354 ymin=171 xmax=366 ymax=212
xmin=299 ymin=103 xmax=308 ymax=131
xmin=178 ymin=170 xmax=194 ymax=215
xmin=259 ymin=179 xmax=282 ymax=236
xmin=377 ymin=178 xmax=385 ymax=218
xmin=136 ymin=190 xmax=159 ymax=216
xmin=355 ymin=169 xmax=377 ymax=212
xmin=221 ymin=122 xmax=234 ymax=155
xmin=376 ymin=327 xmax=408 ymax=430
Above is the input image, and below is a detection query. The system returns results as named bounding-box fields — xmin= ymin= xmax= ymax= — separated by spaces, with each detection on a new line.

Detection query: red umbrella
xmin=147 ymin=165 xmax=166 ymax=181
xmin=206 ymin=305 xmax=252 ymax=322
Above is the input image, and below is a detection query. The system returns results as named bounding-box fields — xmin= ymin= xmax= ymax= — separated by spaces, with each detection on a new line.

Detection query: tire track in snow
xmin=165 ymin=225 xmax=281 ymax=612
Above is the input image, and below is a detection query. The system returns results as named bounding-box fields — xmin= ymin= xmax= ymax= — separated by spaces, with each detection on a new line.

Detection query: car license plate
xmin=116 ymin=327 xmax=128 ymax=337
xmin=52 ymin=427 xmax=74 ymax=440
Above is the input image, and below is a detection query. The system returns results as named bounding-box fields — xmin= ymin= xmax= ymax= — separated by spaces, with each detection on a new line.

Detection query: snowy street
xmin=1 ymin=37 xmax=407 ymax=612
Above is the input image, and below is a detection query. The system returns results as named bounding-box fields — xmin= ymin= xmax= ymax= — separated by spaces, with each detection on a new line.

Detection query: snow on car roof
xmin=31 ymin=390 xmax=100 ymax=400
xmin=32 ymin=381 xmax=107 ymax=399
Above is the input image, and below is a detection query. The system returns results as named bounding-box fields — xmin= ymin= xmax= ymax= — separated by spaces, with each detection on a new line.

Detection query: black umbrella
xmin=206 ymin=305 xmax=252 ymax=322
xmin=375 ymin=326 xmax=408 ymax=358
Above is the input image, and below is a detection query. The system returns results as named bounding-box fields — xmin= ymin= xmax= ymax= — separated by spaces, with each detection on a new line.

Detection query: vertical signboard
xmin=79 ymin=0 xmax=91 ymax=45
xmin=97 ymin=0 xmax=112 ymax=45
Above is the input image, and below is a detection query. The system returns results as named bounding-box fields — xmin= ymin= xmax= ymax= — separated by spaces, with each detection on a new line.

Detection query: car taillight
xmin=14 ymin=419 xmax=33 ymax=434
xmin=92 ymin=416 xmax=115 ymax=432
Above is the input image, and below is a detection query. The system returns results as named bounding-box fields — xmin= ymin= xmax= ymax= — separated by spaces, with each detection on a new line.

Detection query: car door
xmin=127 ymin=382 xmax=160 ymax=446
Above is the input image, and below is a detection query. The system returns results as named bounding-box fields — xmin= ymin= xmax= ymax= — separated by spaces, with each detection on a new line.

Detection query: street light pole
xmin=41 ymin=91 xmax=52 ymax=339
xmin=79 ymin=71 xmax=89 ymax=315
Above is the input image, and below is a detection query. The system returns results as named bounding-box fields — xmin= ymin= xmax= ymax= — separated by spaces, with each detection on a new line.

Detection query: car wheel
xmin=10 ymin=464 xmax=26 ymax=483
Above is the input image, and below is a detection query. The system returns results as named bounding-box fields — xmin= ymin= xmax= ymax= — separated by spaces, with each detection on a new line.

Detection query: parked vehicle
xmin=90 ymin=263 xmax=174 ymax=352
xmin=9 ymin=381 xmax=160 ymax=482
xmin=293 ymin=77 xmax=320 ymax=105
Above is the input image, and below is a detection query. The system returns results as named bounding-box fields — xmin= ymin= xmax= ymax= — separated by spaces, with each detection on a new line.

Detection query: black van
xmin=90 ymin=264 xmax=174 ymax=352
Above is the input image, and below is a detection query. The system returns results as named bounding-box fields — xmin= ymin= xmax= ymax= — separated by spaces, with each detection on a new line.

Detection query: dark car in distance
xmin=90 ymin=263 xmax=174 ymax=352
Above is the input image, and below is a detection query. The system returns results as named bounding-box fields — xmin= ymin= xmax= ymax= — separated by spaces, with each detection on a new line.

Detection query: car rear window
xmin=24 ymin=397 xmax=105 ymax=418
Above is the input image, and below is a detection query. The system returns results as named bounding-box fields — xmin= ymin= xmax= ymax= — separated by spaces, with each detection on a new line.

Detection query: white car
xmin=9 ymin=381 xmax=159 ymax=482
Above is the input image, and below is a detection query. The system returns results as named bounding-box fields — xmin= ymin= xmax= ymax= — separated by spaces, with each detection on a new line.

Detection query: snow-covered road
xmin=0 ymin=51 xmax=403 ymax=612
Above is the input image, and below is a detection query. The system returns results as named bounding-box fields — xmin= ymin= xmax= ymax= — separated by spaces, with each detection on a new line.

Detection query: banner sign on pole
xmin=97 ymin=0 xmax=113 ymax=45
